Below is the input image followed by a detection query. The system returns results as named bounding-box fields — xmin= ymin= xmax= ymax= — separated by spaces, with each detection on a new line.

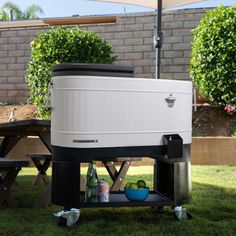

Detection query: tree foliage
xmin=0 ymin=2 xmax=44 ymax=20
xmin=26 ymin=27 xmax=116 ymax=119
xmin=190 ymin=6 xmax=236 ymax=111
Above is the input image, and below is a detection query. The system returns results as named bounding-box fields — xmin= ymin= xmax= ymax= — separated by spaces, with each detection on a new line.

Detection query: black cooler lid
xmin=52 ymin=63 xmax=134 ymax=77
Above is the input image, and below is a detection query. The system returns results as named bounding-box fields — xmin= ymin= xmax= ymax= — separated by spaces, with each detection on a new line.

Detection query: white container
xmin=51 ymin=69 xmax=192 ymax=149
xmin=51 ymin=64 xmax=192 ymax=208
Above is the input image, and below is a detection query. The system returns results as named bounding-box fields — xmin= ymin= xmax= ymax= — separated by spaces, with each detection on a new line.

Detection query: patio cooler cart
xmin=51 ymin=63 xmax=192 ymax=209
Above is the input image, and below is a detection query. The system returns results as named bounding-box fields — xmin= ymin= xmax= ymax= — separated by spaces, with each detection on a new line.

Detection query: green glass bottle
xmin=85 ymin=161 xmax=98 ymax=202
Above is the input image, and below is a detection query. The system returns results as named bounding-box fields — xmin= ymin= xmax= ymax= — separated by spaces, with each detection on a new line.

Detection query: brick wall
xmin=0 ymin=8 xmax=207 ymax=103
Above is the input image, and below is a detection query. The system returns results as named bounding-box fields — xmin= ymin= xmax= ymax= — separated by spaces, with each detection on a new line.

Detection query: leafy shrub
xmin=26 ymin=27 xmax=116 ymax=119
xmin=190 ymin=6 xmax=236 ymax=111
xmin=230 ymin=118 xmax=236 ymax=136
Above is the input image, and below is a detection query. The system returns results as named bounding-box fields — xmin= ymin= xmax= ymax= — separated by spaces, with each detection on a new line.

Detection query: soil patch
xmin=0 ymin=104 xmax=37 ymax=123
xmin=192 ymin=105 xmax=236 ymax=136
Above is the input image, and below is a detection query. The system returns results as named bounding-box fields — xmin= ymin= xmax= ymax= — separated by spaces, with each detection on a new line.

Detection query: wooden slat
xmin=43 ymin=15 xmax=117 ymax=26
xmin=0 ymin=15 xmax=117 ymax=29
xmin=0 ymin=158 xmax=29 ymax=168
xmin=26 ymin=153 xmax=51 ymax=160
xmin=0 ymin=20 xmax=48 ymax=29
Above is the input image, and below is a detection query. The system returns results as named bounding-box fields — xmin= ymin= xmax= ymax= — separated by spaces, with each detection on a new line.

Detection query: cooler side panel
xmin=51 ymin=78 xmax=192 ymax=148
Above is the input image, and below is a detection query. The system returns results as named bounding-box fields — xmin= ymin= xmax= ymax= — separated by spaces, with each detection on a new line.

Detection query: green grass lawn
xmin=0 ymin=165 xmax=236 ymax=236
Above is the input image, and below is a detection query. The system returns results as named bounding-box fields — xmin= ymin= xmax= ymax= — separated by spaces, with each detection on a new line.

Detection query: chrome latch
xmin=165 ymin=94 xmax=176 ymax=107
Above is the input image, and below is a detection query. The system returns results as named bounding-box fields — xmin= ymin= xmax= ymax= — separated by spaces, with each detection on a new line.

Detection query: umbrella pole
xmin=155 ymin=0 xmax=162 ymax=79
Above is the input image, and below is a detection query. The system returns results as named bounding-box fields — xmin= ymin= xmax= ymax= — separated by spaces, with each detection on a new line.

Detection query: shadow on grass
xmin=189 ymin=182 xmax=236 ymax=222
xmin=0 ymin=174 xmax=235 ymax=236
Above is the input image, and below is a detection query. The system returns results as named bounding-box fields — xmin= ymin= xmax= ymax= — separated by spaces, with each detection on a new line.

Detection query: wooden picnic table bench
xmin=0 ymin=158 xmax=29 ymax=207
xmin=26 ymin=153 xmax=52 ymax=186
xmin=0 ymin=119 xmax=51 ymax=157
xmin=103 ymin=157 xmax=142 ymax=191
xmin=0 ymin=120 xmax=51 ymax=207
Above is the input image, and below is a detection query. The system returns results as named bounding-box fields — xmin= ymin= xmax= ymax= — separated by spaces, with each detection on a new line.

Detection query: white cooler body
xmin=51 ymin=76 xmax=192 ymax=148
xmin=51 ymin=64 xmax=192 ymax=208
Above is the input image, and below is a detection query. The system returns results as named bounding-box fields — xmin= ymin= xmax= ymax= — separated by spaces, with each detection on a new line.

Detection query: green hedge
xmin=190 ymin=6 xmax=236 ymax=112
xmin=26 ymin=27 xmax=116 ymax=119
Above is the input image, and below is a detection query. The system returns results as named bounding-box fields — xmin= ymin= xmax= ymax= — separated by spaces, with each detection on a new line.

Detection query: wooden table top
xmin=0 ymin=119 xmax=50 ymax=136
xmin=26 ymin=153 xmax=52 ymax=159
xmin=0 ymin=158 xmax=29 ymax=168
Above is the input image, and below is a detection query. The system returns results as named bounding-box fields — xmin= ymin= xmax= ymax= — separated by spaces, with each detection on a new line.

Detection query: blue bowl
xmin=124 ymin=187 xmax=149 ymax=201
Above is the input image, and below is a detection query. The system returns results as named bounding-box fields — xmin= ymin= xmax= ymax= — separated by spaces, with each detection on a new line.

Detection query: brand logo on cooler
xmin=73 ymin=140 xmax=98 ymax=143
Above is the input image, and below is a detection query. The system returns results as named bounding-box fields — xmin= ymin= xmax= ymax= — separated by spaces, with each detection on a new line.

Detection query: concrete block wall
xmin=0 ymin=28 xmax=43 ymax=103
xmin=0 ymin=8 xmax=207 ymax=103
xmin=192 ymin=137 xmax=236 ymax=165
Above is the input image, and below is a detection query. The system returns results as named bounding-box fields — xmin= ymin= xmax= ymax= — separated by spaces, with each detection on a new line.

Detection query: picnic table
xmin=0 ymin=119 xmax=51 ymax=207
xmin=0 ymin=158 xmax=29 ymax=207
xmin=0 ymin=119 xmax=137 ymax=207
xmin=0 ymin=119 xmax=51 ymax=156
xmin=26 ymin=153 xmax=52 ymax=185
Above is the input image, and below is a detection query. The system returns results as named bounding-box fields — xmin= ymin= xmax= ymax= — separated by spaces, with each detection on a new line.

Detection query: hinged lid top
xmin=52 ymin=63 xmax=134 ymax=77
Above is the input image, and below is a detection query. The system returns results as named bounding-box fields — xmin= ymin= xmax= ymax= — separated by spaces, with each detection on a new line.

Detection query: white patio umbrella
xmin=91 ymin=0 xmax=207 ymax=78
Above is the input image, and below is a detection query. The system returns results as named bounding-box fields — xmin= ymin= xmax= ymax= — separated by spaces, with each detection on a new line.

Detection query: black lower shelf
xmin=78 ymin=191 xmax=174 ymax=208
